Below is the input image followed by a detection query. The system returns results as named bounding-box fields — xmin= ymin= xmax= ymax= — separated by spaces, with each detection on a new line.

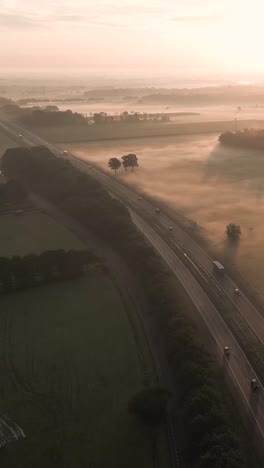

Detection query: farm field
xmin=68 ymin=133 xmax=264 ymax=296
xmin=0 ymin=207 xmax=166 ymax=467
xmin=0 ymin=275 xmax=165 ymax=468
xmin=0 ymin=212 xmax=86 ymax=256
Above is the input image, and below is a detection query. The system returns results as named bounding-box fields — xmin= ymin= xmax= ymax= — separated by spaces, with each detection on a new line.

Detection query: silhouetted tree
xmin=0 ymin=249 xmax=97 ymax=293
xmin=20 ymin=109 xmax=87 ymax=127
xmin=121 ymin=154 xmax=139 ymax=172
xmin=121 ymin=155 xmax=130 ymax=172
xmin=128 ymin=154 xmax=138 ymax=172
xmin=108 ymin=157 xmax=121 ymax=174
xmin=93 ymin=112 xmax=108 ymax=124
xmin=226 ymin=223 xmax=241 ymax=241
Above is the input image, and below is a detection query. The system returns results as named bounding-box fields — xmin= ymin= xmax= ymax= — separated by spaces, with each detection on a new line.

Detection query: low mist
xmin=68 ymin=134 xmax=264 ymax=295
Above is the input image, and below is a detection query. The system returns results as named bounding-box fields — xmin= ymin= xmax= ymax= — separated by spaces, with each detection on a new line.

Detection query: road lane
xmin=131 ymin=212 xmax=264 ymax=439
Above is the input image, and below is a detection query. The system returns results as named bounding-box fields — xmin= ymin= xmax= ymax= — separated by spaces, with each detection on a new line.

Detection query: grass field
xmin=0 ymin=212 xmax=86 ymax=256
xmin=0 ymin=208 xmax=168 ymax=467
xmin=0 ymin=275 xmax=167 ymax=468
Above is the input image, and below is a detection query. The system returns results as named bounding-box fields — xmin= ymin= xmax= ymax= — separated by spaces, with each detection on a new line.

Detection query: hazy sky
xmin=0 ymin=0 xmax=263 ymax=75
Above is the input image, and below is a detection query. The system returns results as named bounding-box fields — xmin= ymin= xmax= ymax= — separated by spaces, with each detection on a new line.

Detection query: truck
xmin=213 ymin=260 xmax=225 ymax=276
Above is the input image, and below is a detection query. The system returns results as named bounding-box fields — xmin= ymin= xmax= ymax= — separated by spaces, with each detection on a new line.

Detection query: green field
xmin=0 ymin=212 xmax=86 ymax=256
xmin=0 ymin=275 xmax=167 ymax=468
xmin=0 ymin=208 xmax=168 ymax=467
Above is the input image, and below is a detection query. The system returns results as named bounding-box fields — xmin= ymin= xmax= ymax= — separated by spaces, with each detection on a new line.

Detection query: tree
xmin=127 ymin=153 xmax=139 ymax=172
xmin=121 ymin=154 xmax=139 ymax=172
xmin=93 ymin=112 xmax=107 ymax=124
xmin=226 ymin=223 xmax=241 ymax=241
xmin=121 ymin=154 xmax=130 ymax=172
xmin=108 ymin=157 xmax=121 ymax=174
xmin=121 ymin=111 xmax=129 ymax=121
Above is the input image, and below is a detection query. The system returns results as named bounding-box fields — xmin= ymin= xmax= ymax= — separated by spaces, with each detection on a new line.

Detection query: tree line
xmin=108 ymin=154 xmax=139 ymax=173
xmin=92 ymin=111 xmax=170 ymax=125
xmin=1 ymin=146 xmax=252 ymax=467
xmin=11 ymin=106 xmax=170 ymax=128
xmin=219 ymin=129 xmax=264 ymax=151
xmin=20 ymin=109 xmax=87 ymax=127
xmin=0 ymin=249 xmax=98 ymax=294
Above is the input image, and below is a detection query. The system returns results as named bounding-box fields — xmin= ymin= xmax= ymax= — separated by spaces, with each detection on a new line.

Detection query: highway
xmin=2 ymin=119 xmax=264 ymax=443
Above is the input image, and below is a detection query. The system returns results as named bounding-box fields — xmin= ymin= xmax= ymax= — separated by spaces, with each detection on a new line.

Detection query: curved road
xmin=2 ymin=119 xmax=264 ymax=444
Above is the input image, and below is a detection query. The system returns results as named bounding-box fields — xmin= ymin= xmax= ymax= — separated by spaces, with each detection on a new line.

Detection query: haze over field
xmin=68 ymin=135 xmax=264 ymax=296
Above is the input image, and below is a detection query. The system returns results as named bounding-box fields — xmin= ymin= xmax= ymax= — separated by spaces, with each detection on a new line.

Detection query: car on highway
xmin=169 ymin=226 xmax=173 ymax=231
xmin=234 ymin=288 xmax=239 ymax=295
xmin=224 ymin=346 xmax=230 ymax=356
xmin=213 ymin=260 xmax=225 ymax=276
xmin=62 ymin=150 xmax=68 ymax=155
xmin=251 ymin=378 xmax=259 ymax=391
xmin=155 ymin=208 xmax=160 ymax=214
xmin=18 ymin=134 xmax=23 ymax=139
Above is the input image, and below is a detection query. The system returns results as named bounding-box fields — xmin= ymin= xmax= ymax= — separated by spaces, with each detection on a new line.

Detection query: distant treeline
xmin=8 ymin=106 xmax=170 ymax=128
xmin=83 ymin=84 xmax=264 ymax=103
xmin=17 ymin=98 xmax=53 ymax=105
xmin=20 ymin=109 xmax=87 ymax=126
xmin=1 ymin=146 xmax=251 ymax=467
xmin=92 ymin=111 xmax=170 ymax=124
xmin=0 ymin=249 xmax=97 ymax=294
xmin=83 ymin=88 xmax=146 ymax=99
xmin=139 ymin=94 xmax=264 ymax=106
xmin=139 ymin=93 xmax=246 ymax=105
xmin=16 ymin=98 xmax=98 ymax=105
xmin=219 ymin=129 xmax=264 ymax=150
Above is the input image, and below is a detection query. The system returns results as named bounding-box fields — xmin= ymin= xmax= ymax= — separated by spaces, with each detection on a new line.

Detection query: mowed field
xmin=0 ymin=211 xmax=165 ymax=468
xmin=67 ymin=134 xmax=264 ymax=296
